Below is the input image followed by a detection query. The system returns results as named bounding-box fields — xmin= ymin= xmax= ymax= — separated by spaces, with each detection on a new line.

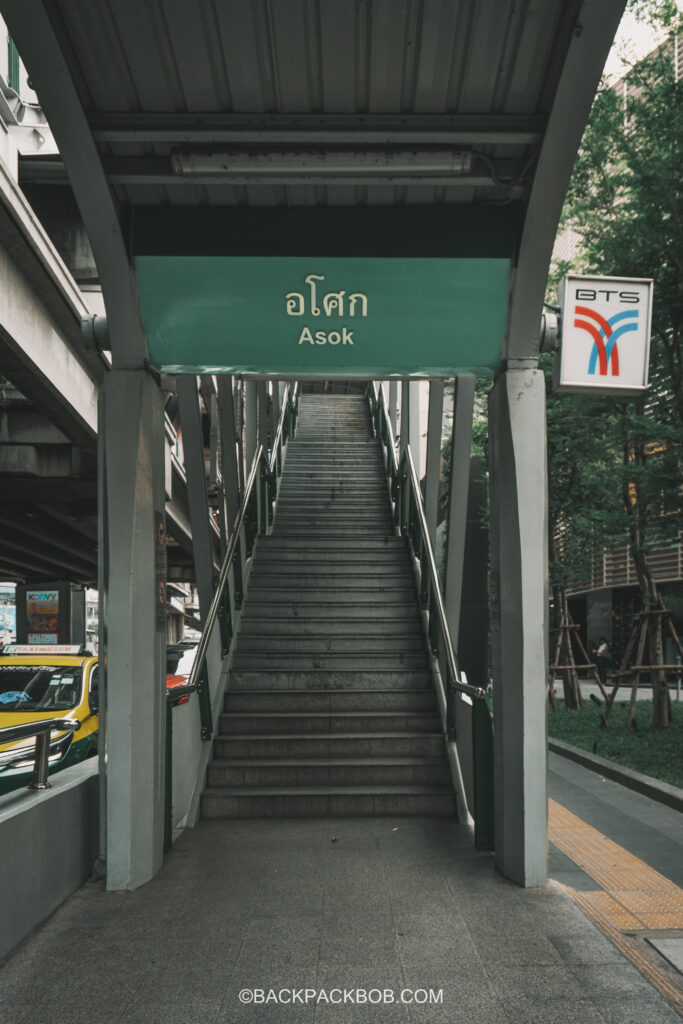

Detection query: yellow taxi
xmin=0 ymin=644 xmax=98 ymax=795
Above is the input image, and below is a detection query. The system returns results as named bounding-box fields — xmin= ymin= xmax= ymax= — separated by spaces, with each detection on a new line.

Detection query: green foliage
xmin=548 ymin=7 xmax=683 ymax=598
xmin=548 ymin=698 xmax=683 ymax=788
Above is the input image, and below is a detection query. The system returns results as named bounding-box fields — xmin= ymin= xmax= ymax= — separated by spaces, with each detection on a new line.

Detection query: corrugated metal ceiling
xmin=37 ymin=0 xmax=579 ymax=207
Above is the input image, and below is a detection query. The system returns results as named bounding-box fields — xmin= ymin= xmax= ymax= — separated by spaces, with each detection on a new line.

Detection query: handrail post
xmin=446 ymin=673 xmax=457 ymax=741
xmin=472 ymin=698 xmax=495 ymax=850
xmin=30 ymin=729 xmax=50 ymax=790
xmin=164 ymin=701 xmax=173 ymax=852
xmin=217 ymin=587 xmax=233 ymax=656
xmin=233 ymin=534 xmax=244 ymax=608
xmin=196 ymin=661 xmax=213 ymax=741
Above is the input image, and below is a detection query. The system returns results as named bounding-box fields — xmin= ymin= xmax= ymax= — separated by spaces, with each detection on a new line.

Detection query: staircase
xmin=202 ymin=392 xmax=455 ymax=818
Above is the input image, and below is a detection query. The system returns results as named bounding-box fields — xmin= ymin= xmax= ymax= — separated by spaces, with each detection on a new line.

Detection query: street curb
xmin=548 ymin=737 xmax=683 ymax=814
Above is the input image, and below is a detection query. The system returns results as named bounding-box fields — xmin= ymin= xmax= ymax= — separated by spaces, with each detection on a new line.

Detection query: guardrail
xmin=163 ymin=382 xmax=300 ymax=849
xmin=0 ymin=719 xmax=81 ymax=790
xmin=368 ymin=381 xmax=494 ymax=849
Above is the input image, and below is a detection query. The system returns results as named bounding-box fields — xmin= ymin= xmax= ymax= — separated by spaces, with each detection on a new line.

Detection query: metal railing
xmin=368 ymin=382 xmax=494 ymax=849
xmin=163 ymin=382 xmax=300 ymax=849
xmin=0 ymin=719 xmax=81 ymax=790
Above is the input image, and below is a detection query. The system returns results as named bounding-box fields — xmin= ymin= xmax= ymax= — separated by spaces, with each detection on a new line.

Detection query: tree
xmin=550 ymin=2 xmax=683 ymax=727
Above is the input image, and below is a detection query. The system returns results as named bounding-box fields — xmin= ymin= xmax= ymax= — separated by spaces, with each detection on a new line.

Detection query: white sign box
xmin=555 ymin=275 xmax=653 ymax=395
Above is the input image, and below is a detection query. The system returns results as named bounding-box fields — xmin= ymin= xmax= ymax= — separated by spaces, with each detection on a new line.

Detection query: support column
xmin=442 ymin=377 xmax=475 ymax=809
xmin=177 ymin=376 xmax=216 ymax=623
xmin=443 ymin=377 xmax=475 ymax=646
xmin=245 ymin=381 xmax=257 ymax=468
xmin=99 ymin=369 xmax=166 ymax=891
xmin=488 ymin=368 xmax=548 ymax=887
xmin=424 ymin=380 xmax=444 ymax=546
xmin=388 ymin=382 xmax=398 ymax=435
xmin=218 ymin=376 xmax=240 ymax=540
xmin=399 ymin=380 xmax=409 ymax=457
xmin=257 ymin=381 xmax=269 ymax=452
xmin=408 ymin=381 xmax=421 ymax=459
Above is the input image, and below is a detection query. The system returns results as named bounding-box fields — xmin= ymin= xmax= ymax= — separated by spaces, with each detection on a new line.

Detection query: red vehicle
xmin=166 ymin=644 xmax=197 ymax=706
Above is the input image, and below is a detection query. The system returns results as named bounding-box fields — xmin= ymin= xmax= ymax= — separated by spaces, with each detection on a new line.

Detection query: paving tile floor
xmin=1 ymin=816 xmax=680 ymax=1024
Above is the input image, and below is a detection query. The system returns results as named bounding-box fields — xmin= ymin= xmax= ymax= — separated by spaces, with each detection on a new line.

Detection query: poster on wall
xmin=26 ymin=589 xmax=59 ymax=644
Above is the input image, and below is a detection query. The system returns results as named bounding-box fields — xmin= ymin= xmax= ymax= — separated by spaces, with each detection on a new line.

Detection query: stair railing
xmin=174 ymin=382 xmax=300 ymax=739
xmin=368 ymin=382 xmax=494 ymax=849
xmin=164 ymin=382 xmax=299 ymax=849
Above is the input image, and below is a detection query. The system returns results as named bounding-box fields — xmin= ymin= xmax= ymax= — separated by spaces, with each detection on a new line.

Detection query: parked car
xmin=0 ymin=644 xmax=99 ymax=795
xmin=165 ymin=643 xmax=198 ymax=706
xmin=0 ymin=643 xmax=198 ymax=796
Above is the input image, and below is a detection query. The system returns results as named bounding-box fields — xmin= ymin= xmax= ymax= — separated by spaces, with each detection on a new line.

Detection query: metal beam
xmin=505 ymin=0 xmax=627 ymax=363
xmin=87 ymin=112 xmax=547 ymax=146
xmin=2 ymin=0 xmax=148 ymax=368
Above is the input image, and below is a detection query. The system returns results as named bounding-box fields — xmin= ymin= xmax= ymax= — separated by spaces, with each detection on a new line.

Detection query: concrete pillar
xmin=399 ymin=380 xmax=409 ymax=457
xmin=245 ymin=381 xmax=257 ymax=468
xmin=488 ymin=368 xmax=548 ymax=887
xmin=443 ymin=377 xmax=475 ymax=647
xmin=458 ymin=456 xmax=489 ymax=692
xmin=177 ymin=376 xmax=216 ymax=624
xmin=98 ymin=369 xmax=166 ymax=891
xmin=257 ymin=381 xmax=269 ymax=451
xmin=408 ymin=381 xmax=421 ymax=458
xmin=424 ymin=380 xmax=444 ymax=546
xmin=442 ymin=376 xmax=475 ymax=810
xmin=388 ymin=382 xmax=398 ymax=434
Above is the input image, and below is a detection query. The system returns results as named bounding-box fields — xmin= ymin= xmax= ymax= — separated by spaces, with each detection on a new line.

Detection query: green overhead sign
xmin=136 ymin=256 xmax=510 ymax=376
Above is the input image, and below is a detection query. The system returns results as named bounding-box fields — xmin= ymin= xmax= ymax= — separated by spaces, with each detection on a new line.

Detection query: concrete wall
xmin=0 ymin=761 xmax=98 ymax=961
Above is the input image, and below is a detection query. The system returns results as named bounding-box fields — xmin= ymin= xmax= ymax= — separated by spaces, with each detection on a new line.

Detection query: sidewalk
xmin=1 ymin=806 xmax=681 ymax=1023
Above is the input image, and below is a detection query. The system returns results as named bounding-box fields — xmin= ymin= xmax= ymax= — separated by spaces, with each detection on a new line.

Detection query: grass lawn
xmin=547 ymin=697 xmax=683 ymax=790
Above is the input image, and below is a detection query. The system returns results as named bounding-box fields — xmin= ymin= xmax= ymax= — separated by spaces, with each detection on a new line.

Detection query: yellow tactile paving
xmin=562 ymin=884 xmax=683 ymax=1016
xmin=549 ymin=798 xmax=683 ymax=1014
xmin=548 ymin=798 xmax=683 ymax=927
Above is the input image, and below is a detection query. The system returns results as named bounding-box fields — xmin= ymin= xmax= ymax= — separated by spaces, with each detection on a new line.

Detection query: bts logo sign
xmin=554 ymin=275 xmax=653 ymax=395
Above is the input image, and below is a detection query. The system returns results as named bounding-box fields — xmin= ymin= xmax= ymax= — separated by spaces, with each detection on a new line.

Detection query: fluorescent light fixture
xmin=171 ymin=148 xmax=474 ymax=178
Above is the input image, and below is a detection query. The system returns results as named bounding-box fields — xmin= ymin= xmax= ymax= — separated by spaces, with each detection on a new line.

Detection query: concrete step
xmin=234 ymin=635 xmax=425 ymax=654
xmin=201 ymin=784 xmax=455 ymax=818
xmin=213 ymin=732 xmax=444 ymax=758
xmin=242 ymin=587 xmax=416 ymax=603
xmin=224 ymin=689 xmax=436 ymax=713
xmin=247 ymin=567 xmax=411 ymax=583
xmin=250 ymin=550 xmax=409 ymax=566
xmin=228 ymin=670 xmax=433 ymax=690
xmin=207 ymin=758 xmax=450 ymax=787
xmin=269 ymin=530 xmax=397 ymax=540
xmin=255 ymin=537 xmax=407 ymax=551
xmin=218 ymin=710 xmax=441 ymax=736
xmin=237 ymin=618 xmax=422 ymax=636
xmin=230 ymin=652 xmax=428 ymax=670
xmin=239 ymin=604 xmax=419 ymax=620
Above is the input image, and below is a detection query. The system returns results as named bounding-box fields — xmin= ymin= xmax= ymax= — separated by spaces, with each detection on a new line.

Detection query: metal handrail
xmin=368 ymin=379 xmax=494 ymax=848
xmin=179 ymin=381 xmax=300 ymax=736
xmin=370 ymin=382 xmax=398 ymax=474
xmin=184 ymin=443 xmax=264 ymax=701
xmin=368 ymin=381 xmax=485 ymax=701
xmin=0 ymin=719 xmax=81 ymax=790
xmin=268 ymin=382 xmax=298 ymax=475
xmin=403 ymin=445 xmax=486 ymax=702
